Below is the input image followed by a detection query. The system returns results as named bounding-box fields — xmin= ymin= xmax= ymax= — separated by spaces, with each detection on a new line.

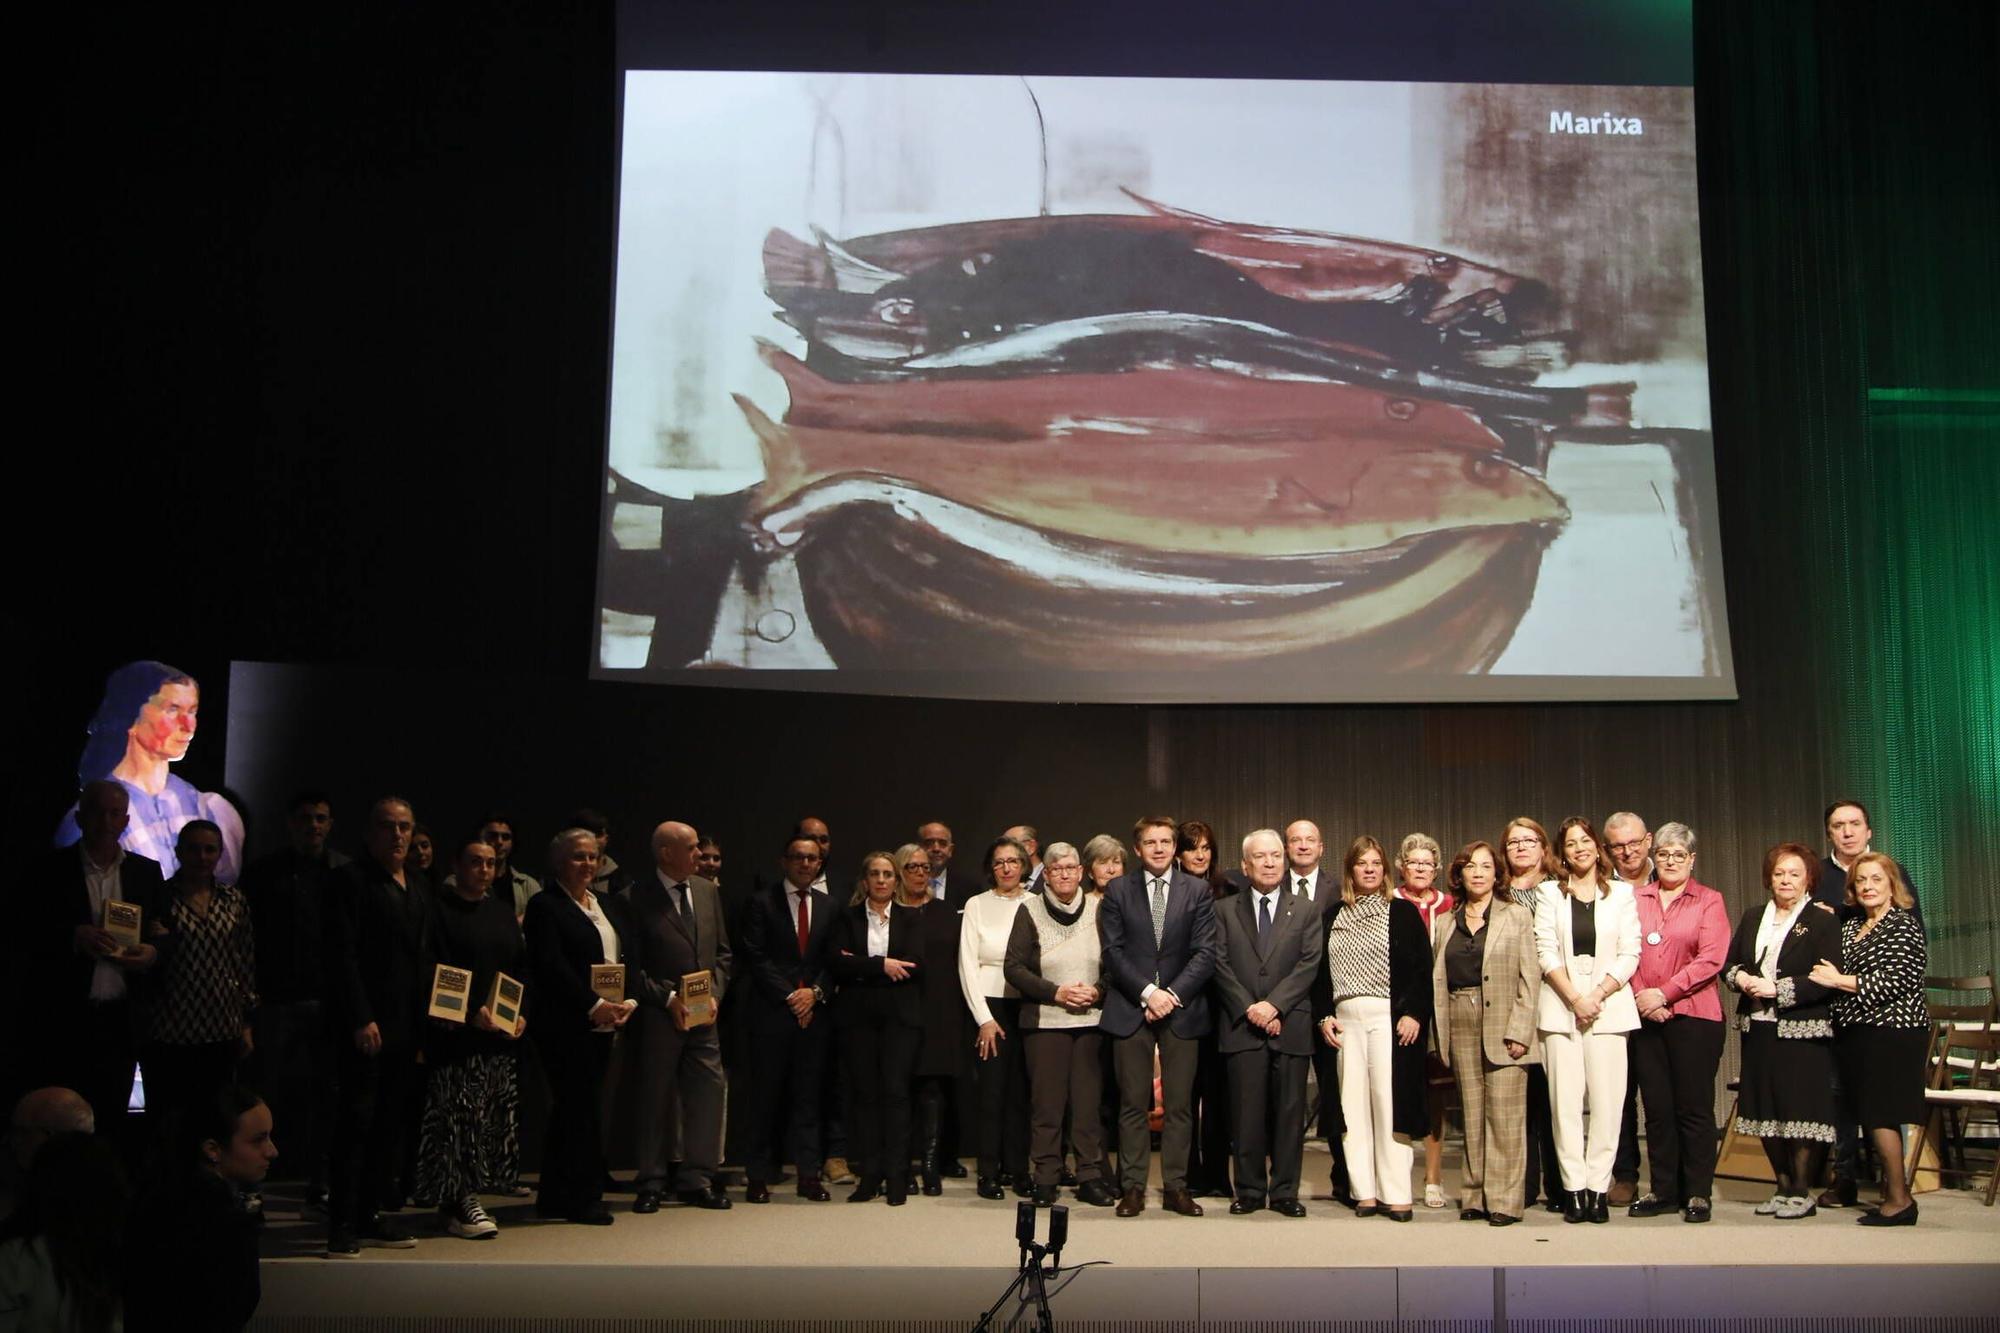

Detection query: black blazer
xmin=1722 ymin=900 xmax=1843 ymax=1034
xmin=1098 ymin=866 xmax=1217 ymax=1039
xmin=738 ymin=881 xmax=841 ymax=1023
xmin=829 ymin=902 xmax=924 ymax=1029
xmin=22 ymin=846 xmax=169 ymax=1009
xmin=324 ymin=858 xmax=433 ymax=1048
xmin=1213 ymin=887 xmax=1324 ymax=1056
xmin=523 ymin=886 xmax=632 ymax=1042
xmin=1326 ymin=895 xmax=1434 ymax=1138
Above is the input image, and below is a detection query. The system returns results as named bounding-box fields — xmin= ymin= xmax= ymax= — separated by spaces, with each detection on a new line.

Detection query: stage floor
xmin=251 ymin=1159 xmax=2000 ymax=1331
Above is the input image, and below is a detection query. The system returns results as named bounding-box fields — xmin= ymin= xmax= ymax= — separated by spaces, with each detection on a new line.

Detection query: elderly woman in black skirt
xmin=1810 ymin=852 xmax=1928 ymax=1226
xmin=1723 ymin=843 xmax=1842 ymax=1219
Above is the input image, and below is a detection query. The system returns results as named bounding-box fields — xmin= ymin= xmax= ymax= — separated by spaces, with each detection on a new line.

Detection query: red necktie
xmin=795 ymin=889 xmax=811 ymax=970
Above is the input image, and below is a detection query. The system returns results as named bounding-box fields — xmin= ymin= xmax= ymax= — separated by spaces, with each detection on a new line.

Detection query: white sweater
xmin=957 ymin=889 xmax=1028 ymax=1026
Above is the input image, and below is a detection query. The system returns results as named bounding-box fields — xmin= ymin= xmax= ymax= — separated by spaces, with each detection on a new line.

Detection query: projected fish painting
xmin=743 ymin=195 xmax=1629 ymax=673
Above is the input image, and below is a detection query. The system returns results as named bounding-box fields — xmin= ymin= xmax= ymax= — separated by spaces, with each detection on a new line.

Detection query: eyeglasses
xmin=1048 ymin=863 xmax=1082 ymax=875
xmin=1606 ymin=838 xmax=1650 ymax=854
xmin=1655 ymin=849 xmax=1691 ymax=864
xmin=1504 ymin=837 xmax=1541 ymax=849
xmin=991 ymin=856 xmax=1024 ymax=868
xmin=902 ymin=863 xmax=932 ymax=874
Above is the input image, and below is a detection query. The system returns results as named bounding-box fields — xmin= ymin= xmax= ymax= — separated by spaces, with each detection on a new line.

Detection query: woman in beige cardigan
xmin=1432 ymin=841 xmax=1541 ymax=1226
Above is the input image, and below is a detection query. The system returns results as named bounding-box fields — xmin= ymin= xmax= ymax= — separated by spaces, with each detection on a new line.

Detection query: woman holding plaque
xmin=143 ymin=819 xmax=257 ymax=1167
xmin=524 ymin=827 xmax=634 ymax=1225
xmin=417 ymin=834 xmax=528 ymax=1240
xmin=831 ymin=852 xmax=924 ymax=1204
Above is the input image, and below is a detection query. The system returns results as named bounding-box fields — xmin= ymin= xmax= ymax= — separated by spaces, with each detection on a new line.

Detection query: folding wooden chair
xmin=1908 ymin=975 xmax=1999 ymax=1204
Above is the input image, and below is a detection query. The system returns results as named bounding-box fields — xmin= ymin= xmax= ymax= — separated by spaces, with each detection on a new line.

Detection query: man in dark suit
xmin=1006 ymin=825 xmax=1045 ymax=893
xmin=737 ymin=836 xmax=840 ymax=1202
xmin=1213 ymin=829 xmax=1323 ymax=1217
xmin=623 ymin=820 xmax=732 ymax=1212
xmin=20 ymin=781 xmax=167 ymax=1150
xmin=917 ymin=821 xmax=982 ymax=903
xmin=1100 ymin=815 xmax=1218 ymax=1217
xmin=1285 ymin=818 xmax=1349 ymax=1202
xmin=322 ymin=796 xmax=430 ymax=1256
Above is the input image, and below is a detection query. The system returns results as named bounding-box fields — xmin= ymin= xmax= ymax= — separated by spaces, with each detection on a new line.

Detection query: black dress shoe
xmin=921 ymin=1174 xmax=943 ymax=1197
xmin=1460 ymin=1207 xmax=1489 ymax=1221
xmin=1857 ymin=1200 xmax=1918 ymax=1227
xmin=1228 ymin=1197 xmax=1261 ymax=1215
xmin=1059 ymin=1167 xmax=1078 ymax=1187
xmin=1012 ymin=1177 xmax=1035 ymax=1199
xmin=1680 ymin=1197 xmax=1711 ymax=1223
xmin=1563 ymin=1191 xmax=1586 ymax=1223
xmin=942 ymin=1159 xmax=969 ymax=1178
xmin=797 ymin=1175 xmax=830 ymax=1202
xmin=1271 ymin=1199 xmax=1308 ymax=1218
xmin=847 ymin=1179 xmax=881 ymax=1204
xmin=561 ymin=1206 xmax=614 ymax=1226
xmin=995 ymin=1169 xmax=1014 ymax=1187
xmin=976 ymin=1176 xmax=1006 ymax=1200
xmin=1076 ymin=1179 xmax=1117 ymax=1208
xmin=1488 ymin=1213 xmax=1520 ymax=1227
xmin=745 ymin=1180 xmax=771 ymax=1204
xmin=633 ymin=1190 xmax=661 ymax=1215
xmin=1030 ymin=1184 xmax=1059 ymax=1207
xmin=1588 ymin=1190 xmax=1609 ymax=1224
xmin=1544 ymin=1193 xmax=1568 ymax=1214
xmin=1627 ymin=1192 xmax=1678 ymax=1218
xmin=678 ymin=1187 xmax=731 ymax=1210
xmin=1385 ymin=1208 xmax=1413 ymax=1222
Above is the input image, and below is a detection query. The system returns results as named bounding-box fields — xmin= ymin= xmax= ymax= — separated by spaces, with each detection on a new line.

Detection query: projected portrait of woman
xmin=54 ymin=660 xmax=245 ymax=881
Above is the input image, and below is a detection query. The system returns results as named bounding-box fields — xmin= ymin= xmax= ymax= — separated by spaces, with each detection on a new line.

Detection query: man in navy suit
xmin=738 ymin=836 xmax=840 ymax=1202
xmin=1099 ymin=815 xmax=1218 ymax=1217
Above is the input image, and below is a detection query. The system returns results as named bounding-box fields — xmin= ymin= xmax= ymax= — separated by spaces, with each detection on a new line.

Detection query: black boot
xmin=916 ymin=1095 xmax=944 ymax=1196
xmin=1562 ymin=1189 xmax=1585 ymax=1224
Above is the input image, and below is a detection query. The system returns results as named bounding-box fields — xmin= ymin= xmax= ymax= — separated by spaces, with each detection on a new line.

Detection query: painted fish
xmin=735 ymin=396 xmax=1566 ymax=559
xmin=797 ymin=312 xmax=1632 ymax=430
xmin=767 ymin=225 xmax=1516 ymax=372
xmin=756 ymin=339 xmax=1508 ymax=451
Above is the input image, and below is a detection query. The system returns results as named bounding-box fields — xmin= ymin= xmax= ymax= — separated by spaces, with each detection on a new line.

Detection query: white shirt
xmin=79 ymin=847 xmax=127 ymax=1002
xmin=1290 ymin=866 xmax=1324 ymax=903
xmin=1749 ymin=899 xmax=1807 ymax=1023
xmin=577 ymin=890 xmax=620 ymax=1024
xmin=865 ymin=901 xmax=892 ymax=958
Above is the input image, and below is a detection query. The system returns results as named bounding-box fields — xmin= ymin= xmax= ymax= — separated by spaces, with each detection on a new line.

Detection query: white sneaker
xmin=447 ymin=1197 xmax=498 ymax=1239
xmin=1424 ymin=1183 xmax=1448 ymax=1209
xmin=1754 ymin=1193 xmax=1784 ymax=1215
xmin=1774 ymin=1195 xmax=1817 ymax=1220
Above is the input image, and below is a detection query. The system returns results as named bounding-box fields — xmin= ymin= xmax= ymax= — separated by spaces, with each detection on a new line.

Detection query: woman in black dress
xmin=1722 ymin=843 xmax=1842 ymax=1219
xmin=523 ymin=827 xmax=634 ymax=1225
xmin=897 ymin=842 xmax=964 ymax=1195
xmin=1176 ymin=819 xmax=1235 ymax=1200
xmin=1811 ymin=852 xmax=1928 ymax=1226
xmin=830 ymin=852 xmax=925 ymax=1204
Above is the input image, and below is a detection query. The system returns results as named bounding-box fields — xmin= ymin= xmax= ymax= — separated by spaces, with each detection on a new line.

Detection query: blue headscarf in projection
xmin=78 ymin=660 xmax=198 ymax=786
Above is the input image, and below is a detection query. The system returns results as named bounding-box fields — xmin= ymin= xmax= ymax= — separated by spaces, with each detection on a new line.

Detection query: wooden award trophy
xmin=102 ymin=900 xmax=143 ymax=955
xmin=590 ymin=963 xmax=627 ymax=1006
xmin=680 ymin=970 xmax=717 ymax=1027
xmin=488 ymin=972 xmax=525 ymax=1030
xmin=428 ymin=964 xmax=473 ymax=1022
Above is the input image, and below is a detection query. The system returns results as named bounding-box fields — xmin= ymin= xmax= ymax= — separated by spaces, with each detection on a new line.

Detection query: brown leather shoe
xmin=797 ymin=1174 xmax=831 ymax=1202
xmin=1606 ymin=1179 xmax=1637 ymax=1207
xmin=1162 ymin=1188 xmax=1204 ymax=1217
xmin=1115 ymin=1187 xmax=1146 ymax=1217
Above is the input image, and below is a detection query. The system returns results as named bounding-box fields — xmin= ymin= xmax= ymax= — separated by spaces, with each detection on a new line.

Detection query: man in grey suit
xmin=1213 ymin=829 xmax=1323 ymax=1217
xmin=624 ymin=820 xmax=732 ymax=1211
xmin=1099 ymin=815 xmax=1218 ymax=1218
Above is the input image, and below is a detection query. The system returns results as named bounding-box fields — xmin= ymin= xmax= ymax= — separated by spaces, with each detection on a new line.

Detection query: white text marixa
xmin=1548 ymin=111 xmax=1644 ymax=135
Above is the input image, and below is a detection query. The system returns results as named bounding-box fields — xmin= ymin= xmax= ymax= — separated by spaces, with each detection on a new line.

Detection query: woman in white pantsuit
xmin=1533 ymin=817 xmax=1641 ymax=1225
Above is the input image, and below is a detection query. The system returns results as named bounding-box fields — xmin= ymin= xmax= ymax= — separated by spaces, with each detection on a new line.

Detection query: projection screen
xmin=595 ymin=4 xmax=1732 ymax=704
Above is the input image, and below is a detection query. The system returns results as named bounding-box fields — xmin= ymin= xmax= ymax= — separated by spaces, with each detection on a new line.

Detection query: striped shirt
xmin=1328 ymin=894 xmax=1392 ymax=1004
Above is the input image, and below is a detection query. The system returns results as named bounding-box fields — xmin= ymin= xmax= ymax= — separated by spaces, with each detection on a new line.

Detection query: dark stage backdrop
xmin=27 ymin=2 xmax=1997 ymax=1000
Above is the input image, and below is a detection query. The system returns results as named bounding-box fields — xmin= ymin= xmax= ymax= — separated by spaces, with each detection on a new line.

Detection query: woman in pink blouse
xmin=1624 ymin=821 xmax=1731 ymax=1223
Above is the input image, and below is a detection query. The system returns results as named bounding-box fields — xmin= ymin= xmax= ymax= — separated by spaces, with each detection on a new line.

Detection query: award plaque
xmin=102 ymin=900 xmax=143 ymax=953
xmin=590 ymin=963 xmax=626 ymax=1005
xmin=428 ymin=963 xmax=473 ymax=1022
xmin=489 ymin=971 xmax=525 ymax=1029
xmin=680 ymin=970 xmax=717 ymax=1027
